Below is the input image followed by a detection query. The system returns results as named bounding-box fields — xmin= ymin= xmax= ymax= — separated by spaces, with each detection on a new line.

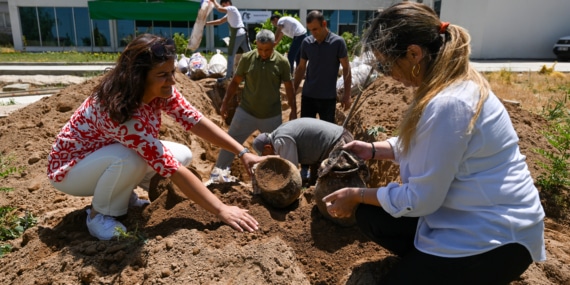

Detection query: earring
xmin=412 ymin=64 xmax=420 ymax=78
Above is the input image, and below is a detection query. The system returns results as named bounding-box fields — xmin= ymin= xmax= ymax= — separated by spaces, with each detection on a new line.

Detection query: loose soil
xmin=0 ymin=72 xmax=569 ymax=284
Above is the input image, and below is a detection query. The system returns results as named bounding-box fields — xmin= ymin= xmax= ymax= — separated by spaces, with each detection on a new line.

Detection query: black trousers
xmin=300 ymin=96 xmax=337 ymax=123
xmin=356 ymin=204 xmax=533 ymax=285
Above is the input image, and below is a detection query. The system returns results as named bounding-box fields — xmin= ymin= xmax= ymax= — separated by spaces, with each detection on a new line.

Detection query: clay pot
xmin=314 ymin=151 xmax=368 ymax=227
xmin=253 ymin=157 xmax=302 ymax=208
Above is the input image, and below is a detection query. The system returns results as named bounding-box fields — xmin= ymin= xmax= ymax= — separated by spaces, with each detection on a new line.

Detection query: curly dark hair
xmin=91 ymin=33 xmax=176 ymax=123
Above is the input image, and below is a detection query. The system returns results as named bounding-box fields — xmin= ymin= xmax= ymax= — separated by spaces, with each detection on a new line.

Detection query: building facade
xmin=3 ymin=0 xmax=568 ymax=59
xmin=4 ymin=0 xmax=402 ymax=53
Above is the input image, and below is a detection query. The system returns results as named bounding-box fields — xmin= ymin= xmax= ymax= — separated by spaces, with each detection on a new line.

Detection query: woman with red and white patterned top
xmin=47 ymin=34 xmax=262 ymax=240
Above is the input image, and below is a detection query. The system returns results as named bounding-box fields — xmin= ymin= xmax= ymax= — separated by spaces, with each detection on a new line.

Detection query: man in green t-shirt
xmin=210 ymin=29 xmax=296 ymax=183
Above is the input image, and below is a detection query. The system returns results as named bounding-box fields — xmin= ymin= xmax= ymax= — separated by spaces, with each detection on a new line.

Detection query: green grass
xmin=0 ymin=49 xmax=119 ymax=63
xmin=0 ymin=153 xmax=32 ymax=257
xmin=0 ymin=153 xmax=23 ymax=180
xmin=115 ymin=224 xmax=147 ymax=244
xmin=535 ymin=95 xmax=570 ymax=217
xmin=0 ymin=99 xmax=16 ymax=106
xmin=0 ymin=155 xmax=17 ymax=192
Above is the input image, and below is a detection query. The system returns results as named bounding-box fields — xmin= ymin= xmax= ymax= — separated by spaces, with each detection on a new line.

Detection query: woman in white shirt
xmin=322 ymin=2 xmax=545 ymax=284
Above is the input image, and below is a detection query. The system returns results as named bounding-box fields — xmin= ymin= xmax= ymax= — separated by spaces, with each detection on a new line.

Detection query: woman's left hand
xmin=218 ymin=205 xmax=259 ymax=232
xmin=322 ymin=187 xmax=360 ymax=218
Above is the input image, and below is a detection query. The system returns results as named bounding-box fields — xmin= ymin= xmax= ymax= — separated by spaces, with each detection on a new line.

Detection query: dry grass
xmin=483 ymin=63 xmax=570 ymax=115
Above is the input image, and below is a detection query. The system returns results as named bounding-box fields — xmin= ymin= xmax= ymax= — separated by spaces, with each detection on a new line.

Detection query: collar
xmin=254 ymin=50 xmax=277 ymax=62
xmin=309 ymin=30 xmax=332 ymax=45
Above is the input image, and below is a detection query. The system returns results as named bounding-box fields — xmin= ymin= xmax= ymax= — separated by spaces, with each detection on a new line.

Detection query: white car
xmin=553 ymin=35 xmax=570 ymax=61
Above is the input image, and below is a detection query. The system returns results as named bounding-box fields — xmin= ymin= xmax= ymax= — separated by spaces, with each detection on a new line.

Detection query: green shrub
xmin=173 ymin=32 xmax=189 ymax=56
xmin=340 ymin=31 xmax=360 ymax=58
xmin=535 ymin=95 xmax=570 ymax=214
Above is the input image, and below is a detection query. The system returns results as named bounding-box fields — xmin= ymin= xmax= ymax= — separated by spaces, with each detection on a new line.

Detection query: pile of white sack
xmin=336 ymin=51 xmax=379 ymax=97
xmin=177 ymin=49 xmax=227 ymax=80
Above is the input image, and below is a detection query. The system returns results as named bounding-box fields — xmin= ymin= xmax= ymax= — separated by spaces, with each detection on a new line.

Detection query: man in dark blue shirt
xmin=292 ymin=10 xmax=352 ymax=181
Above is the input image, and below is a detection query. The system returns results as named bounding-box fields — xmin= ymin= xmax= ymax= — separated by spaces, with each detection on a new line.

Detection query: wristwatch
xmin=237 ymin=147 xmax=250 ymax=158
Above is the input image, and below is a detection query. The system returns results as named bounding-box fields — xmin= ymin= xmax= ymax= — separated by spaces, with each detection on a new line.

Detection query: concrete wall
xmin=440 ymin=0 xmax=570 ymax=60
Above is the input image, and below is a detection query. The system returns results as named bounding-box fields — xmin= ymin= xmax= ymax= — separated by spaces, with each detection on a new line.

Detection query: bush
xmin=536 ymin=96 xmax=570 ymax=216
xmin=173 ymin=33 xmax=189 ymax=57
xmin=341 ymin=31 xmax=360 ymax=58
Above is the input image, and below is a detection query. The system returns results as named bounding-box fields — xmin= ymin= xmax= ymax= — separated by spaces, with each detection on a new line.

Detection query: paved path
xmin=0 ymin=61 xmax=569 ymax=75
xmin=470 ymin=60 xmax=570 ymax=72
xmin=0 ymin=64 xmax=113 ymax=76
xmin=0 ymin=60 xmax=568 ymax=117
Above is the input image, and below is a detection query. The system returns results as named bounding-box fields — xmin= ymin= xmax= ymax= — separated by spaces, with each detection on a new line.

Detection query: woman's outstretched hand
xmin=217 ymin=205 xmax=259 ymax=232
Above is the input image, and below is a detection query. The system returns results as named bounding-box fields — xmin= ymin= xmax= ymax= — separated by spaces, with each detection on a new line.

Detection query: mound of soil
xmin=0 ymin=72 xmax=569 ymax=284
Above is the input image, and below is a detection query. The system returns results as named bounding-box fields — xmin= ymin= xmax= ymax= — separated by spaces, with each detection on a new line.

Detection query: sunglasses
xmin=149 ymin=38 xmax=175 ymax=58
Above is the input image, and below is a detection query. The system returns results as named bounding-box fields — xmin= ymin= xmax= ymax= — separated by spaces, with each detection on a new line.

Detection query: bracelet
xmin=237 ymin=147 xmax=250 ymax=158
xmin=370 ymin=142 xmax=376 ymax=159
xmin=360 ymin=188 xmax=365 ymax=204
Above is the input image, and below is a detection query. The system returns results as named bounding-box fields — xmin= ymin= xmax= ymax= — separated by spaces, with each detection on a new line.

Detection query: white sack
xmin=188 ymin=52 xmax=209 ymax=80
xmin=187 ymin=0 xmax=213 ymax=51
xmin=208 ymin=49 xmax=227 ymax=76
xmin=177 ymin=54 xmax=190 ymax=74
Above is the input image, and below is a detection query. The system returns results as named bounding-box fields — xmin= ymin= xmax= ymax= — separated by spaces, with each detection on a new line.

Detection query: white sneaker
xmin=129 ymin=191 xmax=150 ymax=207
xmin=85 ymin=209 xmax=126 ymax=240
xmin=205 ymin=167 xmax=237 ymax=186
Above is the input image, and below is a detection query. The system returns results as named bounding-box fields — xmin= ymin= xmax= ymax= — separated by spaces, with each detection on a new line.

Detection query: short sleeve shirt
xmin=225 ymin=6 xmax=245 ymax=36
xmin=300 ymin=32 xmax=348 ymax=99
xmin=277 ymin=16 xmax=307 ymax=38
xmin=47 ymin=87 xmax=203 ymax=182
xmin=236 ymin=49 xmax=292 ymax=118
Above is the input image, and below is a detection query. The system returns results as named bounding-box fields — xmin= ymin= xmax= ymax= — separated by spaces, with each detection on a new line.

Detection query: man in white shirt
xmin=270 ymin=15 xmax=307 ymax=75
xmin=207 ymin=0 xmax=251 ymax=83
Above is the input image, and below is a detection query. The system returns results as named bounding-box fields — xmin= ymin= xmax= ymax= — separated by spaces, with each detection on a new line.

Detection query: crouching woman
xmin=48 ymin=34 xmax=261 ymax=240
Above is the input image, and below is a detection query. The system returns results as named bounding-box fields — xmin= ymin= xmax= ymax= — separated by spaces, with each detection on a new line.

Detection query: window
xmin=136 ymin=20 xmax=153 ymax=36
xmin=117 ymin=20 xmax=135 ymax=47
xmin=338 ymin=10 xmax=357 ymax=36
xmin=75 ymin=8 xmax=91 ymax=47
xmin=172 ymin=21 xmax=191 ymax=44
xmin=153 ymin=21 xmax=171 ymax=38
xmin=56 ymin=7 xmax=75 ymax=46
xmin=19 ymin=7 xmax=40 ymax=46
xmin=283 ymin=10 xmax=300 ymax=17
xmin=92 ymin=19 xmax=110 ymax=47
xmin=0 ymin=13 xmax=10 ymax=28
xmin=37 ymin=7 xmax=57 ymax=46
xmin=358 ymin=10 xmax=376 ymax=36
xmin=322 ymin=10 xmax=338 ymax=34
xmin=434 ymin=0 xmax=442 ymax=17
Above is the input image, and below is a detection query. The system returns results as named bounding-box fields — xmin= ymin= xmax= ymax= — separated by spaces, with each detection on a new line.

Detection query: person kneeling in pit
xmin=252 ymin=117 xmax=353 ymax=186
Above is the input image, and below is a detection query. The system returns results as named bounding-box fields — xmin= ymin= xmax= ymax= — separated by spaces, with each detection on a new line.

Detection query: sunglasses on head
xmin=149 ymin=38 xmax=175 ymax=58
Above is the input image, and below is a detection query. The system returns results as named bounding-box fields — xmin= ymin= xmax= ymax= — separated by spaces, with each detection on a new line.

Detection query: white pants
xmin=50 ymin=141 xmax=192 ymax=216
